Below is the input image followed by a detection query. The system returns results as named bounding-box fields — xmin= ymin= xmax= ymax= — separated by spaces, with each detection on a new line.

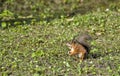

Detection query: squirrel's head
xmin=66 ymin=41 xmax=78 ymax=55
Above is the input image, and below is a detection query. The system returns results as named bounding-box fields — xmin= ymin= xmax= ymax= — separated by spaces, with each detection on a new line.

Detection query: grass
xmin=0 ymin=11 xmax=120 ymax=76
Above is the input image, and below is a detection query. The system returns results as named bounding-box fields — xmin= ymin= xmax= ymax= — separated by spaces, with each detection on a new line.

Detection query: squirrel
xmin=66 ymin=34 xmax=92 ymax=61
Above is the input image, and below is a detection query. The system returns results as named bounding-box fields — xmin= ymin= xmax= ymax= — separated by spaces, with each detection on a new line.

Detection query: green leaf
xmin=33 ymin=73 xmax=39 ymax=76
xmin=1 ymin=22 xmax=7 ymax=28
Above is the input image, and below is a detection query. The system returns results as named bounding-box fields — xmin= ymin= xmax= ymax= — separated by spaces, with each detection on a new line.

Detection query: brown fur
xmin=67 ymin=42 xmax=87 ymax=61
